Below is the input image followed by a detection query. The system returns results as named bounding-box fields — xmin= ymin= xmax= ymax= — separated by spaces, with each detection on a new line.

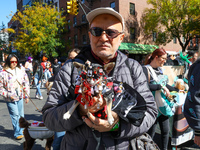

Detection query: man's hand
xmin=78 ymin=96 xmax=106 ymax=116
xmin=194 ymin=135 xmax=200 ymax=146
xmin=82 ymin=111 xmax=119 ymax=132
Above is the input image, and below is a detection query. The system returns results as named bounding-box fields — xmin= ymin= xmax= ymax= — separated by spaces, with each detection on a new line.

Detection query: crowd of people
xmin=0 ymin=6 xmax=200 ymax=150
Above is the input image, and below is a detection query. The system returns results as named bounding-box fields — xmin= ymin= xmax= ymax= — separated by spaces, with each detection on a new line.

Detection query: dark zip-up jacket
xmin=184 ymin=59 xmax=200 ymax=136
xmin=42 ymin=48 xmax=157 ymax=150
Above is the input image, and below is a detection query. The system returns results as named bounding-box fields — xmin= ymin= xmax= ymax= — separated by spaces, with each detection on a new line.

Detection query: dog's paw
xmin=63 ymin=112 xmax=71 ymax=120
xmin=108 ymin=116 xmax=114 ymax=125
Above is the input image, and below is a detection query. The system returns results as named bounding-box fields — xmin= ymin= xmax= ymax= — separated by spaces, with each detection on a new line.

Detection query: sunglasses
xmin=11 ymin=61 xmax=18 ymax=64
xmin=89 ymin=27 xmax=123 ymax=39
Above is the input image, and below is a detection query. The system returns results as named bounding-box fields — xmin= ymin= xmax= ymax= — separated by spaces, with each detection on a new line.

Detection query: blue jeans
xmin=6 ymin=98 xmax=24 ymax=138
xmin=34 ymin=74 xmax=42 ymax=96
xmin=53 ymin=131 xmax=65 ymax=150
xmin=44 ymin=70 xmax=51 ymax=81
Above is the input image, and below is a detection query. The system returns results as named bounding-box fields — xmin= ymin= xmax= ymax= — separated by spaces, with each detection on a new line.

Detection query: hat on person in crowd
xmin=86 ymin=7 xmax=125 ymax=31
xmin=42 ymin=56 xmax=48 ymax=62
xmin=27 ymin=56 xmax=33 ymax=61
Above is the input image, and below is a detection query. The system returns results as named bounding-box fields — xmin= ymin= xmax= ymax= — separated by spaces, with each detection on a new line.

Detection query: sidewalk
xmin=0 ymin=87 xmax=200 ymax=150
xmin=0 ymin=87 xmax=49 ymax=150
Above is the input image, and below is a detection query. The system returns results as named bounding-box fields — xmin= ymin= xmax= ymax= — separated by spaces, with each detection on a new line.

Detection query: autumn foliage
xmin=12 ymin=2 xmax=66 ymax=57
xmin=141 ymin=0 xmax=200 ymax=52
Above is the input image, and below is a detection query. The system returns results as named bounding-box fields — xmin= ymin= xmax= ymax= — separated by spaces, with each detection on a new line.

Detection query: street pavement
xmin=0 ymin=87 xmax=49 ymax=150
xmin=0 ymin=86 xmax=200 ymax=150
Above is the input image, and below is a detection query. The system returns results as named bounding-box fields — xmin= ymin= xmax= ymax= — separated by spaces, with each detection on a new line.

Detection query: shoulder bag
xmin=145 ymin=65 xmax=176 ymax=117
xmin=130 ymin=133 xmax=160 ymax=150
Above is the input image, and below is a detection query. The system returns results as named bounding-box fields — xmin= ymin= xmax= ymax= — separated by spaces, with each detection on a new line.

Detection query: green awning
xmin=119 ymin=43 xmax=159 ymax=54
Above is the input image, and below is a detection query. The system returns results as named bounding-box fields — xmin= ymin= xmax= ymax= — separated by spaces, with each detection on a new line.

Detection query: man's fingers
xmin=82 ymin=116 xmax=95 ymax=128
xmin=87 ymin=112 xmax=101 ymax=125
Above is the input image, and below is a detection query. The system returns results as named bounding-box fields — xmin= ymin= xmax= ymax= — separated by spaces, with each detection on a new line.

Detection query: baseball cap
xmin=86 ymin=7 xmax=125 ymax=31
xmin=27 ymin=56 xmax=33 ymax=61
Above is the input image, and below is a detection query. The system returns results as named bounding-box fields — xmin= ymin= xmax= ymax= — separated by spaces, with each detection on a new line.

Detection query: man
xmin=51 ymin=58 xmax=61 ymax=76
xmin=188 ymin=51 xmax=198 ymax=66
xmin=42 ymin=7 xmax=157 ymax=150
xmin=184 ymin=58 xmax=200 ymax=147
xmin=41 ymin=56 xmax=52 ymax=81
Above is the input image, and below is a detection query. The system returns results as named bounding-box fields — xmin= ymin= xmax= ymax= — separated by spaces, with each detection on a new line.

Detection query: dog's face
xmin=73 ymin=60 xmax=115 ymax=105
xmin=175 ymin=79 xmax=185 ymax=91
xmin=46 ymin=82 xmax=53 ymax=95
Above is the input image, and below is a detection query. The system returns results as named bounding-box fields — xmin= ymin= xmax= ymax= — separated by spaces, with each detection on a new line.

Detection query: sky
xmin=0 ymin=0 xmax=17 ymax=28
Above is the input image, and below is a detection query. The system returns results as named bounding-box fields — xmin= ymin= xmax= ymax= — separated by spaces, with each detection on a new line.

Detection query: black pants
xmin=147 ymin=114 xmax=169 ymax=150
xmin=26 ymin=71 xmax=32 ymax=85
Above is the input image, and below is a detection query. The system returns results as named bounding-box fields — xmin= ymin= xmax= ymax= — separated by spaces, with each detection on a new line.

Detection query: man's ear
xmin=120 ymin=33 xmax=125 ymax=42
xmin=88 ymin=31 xmax=91 ymax=39
xmin=104 ymin=62 xmax=115 ymax=75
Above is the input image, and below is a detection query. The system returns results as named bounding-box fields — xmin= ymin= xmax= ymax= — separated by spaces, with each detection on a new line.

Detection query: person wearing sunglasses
xmin=42 ymin=7 xmax=157 ymax=150
xmin=0 ymin=54 xmax=30 ymax=140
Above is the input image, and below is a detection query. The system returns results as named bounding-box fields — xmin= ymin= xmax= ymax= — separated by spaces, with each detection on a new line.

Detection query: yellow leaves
xmin=12 ymin=2 xmax=66 ymax=56
xmin=7 ymin=28 xmax=15 ymax=33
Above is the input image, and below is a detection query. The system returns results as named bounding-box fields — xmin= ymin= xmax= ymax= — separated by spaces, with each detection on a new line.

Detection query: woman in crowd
xmin=25 ymin=56 xmax=33 ymax=85
xmin=143 ymin=48 xmax=179 ymax=150
xmin=0 ymin=54 xmax=30 ymax=140
xmin=33 ymin=60 xmax=43 ymax=100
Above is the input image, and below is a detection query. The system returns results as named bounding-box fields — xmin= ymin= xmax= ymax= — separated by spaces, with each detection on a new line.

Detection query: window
xmin=68 ymin=37 xmax=71 ymax=43
xmin=152 ymin=32 xmax=157 ymax=42
xmin=82 ymin=14 xmax=86 ymax=23
xmin=73 ymin=17 xmax=77 ymax=26
xmin=67 ymin=20 xmax=70 ymax=30
xmin=110 ymin=2 xmax=115 ymax=10
xmin=83 ymin=35 xmax=86 ymax=44
xmin=81 ymin=0 xmax=85 ymax=3
xmin=130 ymin=27 xmax=135 ymax=40
xmin=130 ymin=3 xmax=135 ymax=15
xmin=173 ymin=37 xmax=177 ymax=44
xmin=74 ymin=35 xmax=78 ymax=45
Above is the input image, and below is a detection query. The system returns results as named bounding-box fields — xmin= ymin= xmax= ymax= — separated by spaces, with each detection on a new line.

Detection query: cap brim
xmin=86 ymin=7 xmax=124 ymax=30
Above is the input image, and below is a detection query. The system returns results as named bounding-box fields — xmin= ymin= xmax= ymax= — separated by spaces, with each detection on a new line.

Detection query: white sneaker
xmin=39 ymin=96 xmax=43 ymax=100
xmin=35 ymin=95 xmax=39 ymax=99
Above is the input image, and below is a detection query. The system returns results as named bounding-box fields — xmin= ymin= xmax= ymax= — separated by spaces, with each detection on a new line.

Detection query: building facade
xmin=61 ymin=0 xmax=185 ymax=54
xmin=8 ymin=0 xmax=199 ymax=60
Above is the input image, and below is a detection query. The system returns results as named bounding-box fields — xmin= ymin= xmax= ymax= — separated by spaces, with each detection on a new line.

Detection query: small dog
xmin=63 ymin=60 xmax=115 ymax=125
xmin=167 ymin=79 xmax=186 ymax=102
xmin=45 ymin=81 xmax=53 ymax=95
xmin=19 ymin=117 xmax=54 ymax=150
xmin=175 ymin=79 xmax=185 ymax=93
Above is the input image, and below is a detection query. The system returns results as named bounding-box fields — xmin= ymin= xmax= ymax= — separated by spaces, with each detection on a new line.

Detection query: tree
xmin=12 ymin=2 xmax=66 ymax=57
xmin=141 ymin=0 xmax=200 ymax=52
